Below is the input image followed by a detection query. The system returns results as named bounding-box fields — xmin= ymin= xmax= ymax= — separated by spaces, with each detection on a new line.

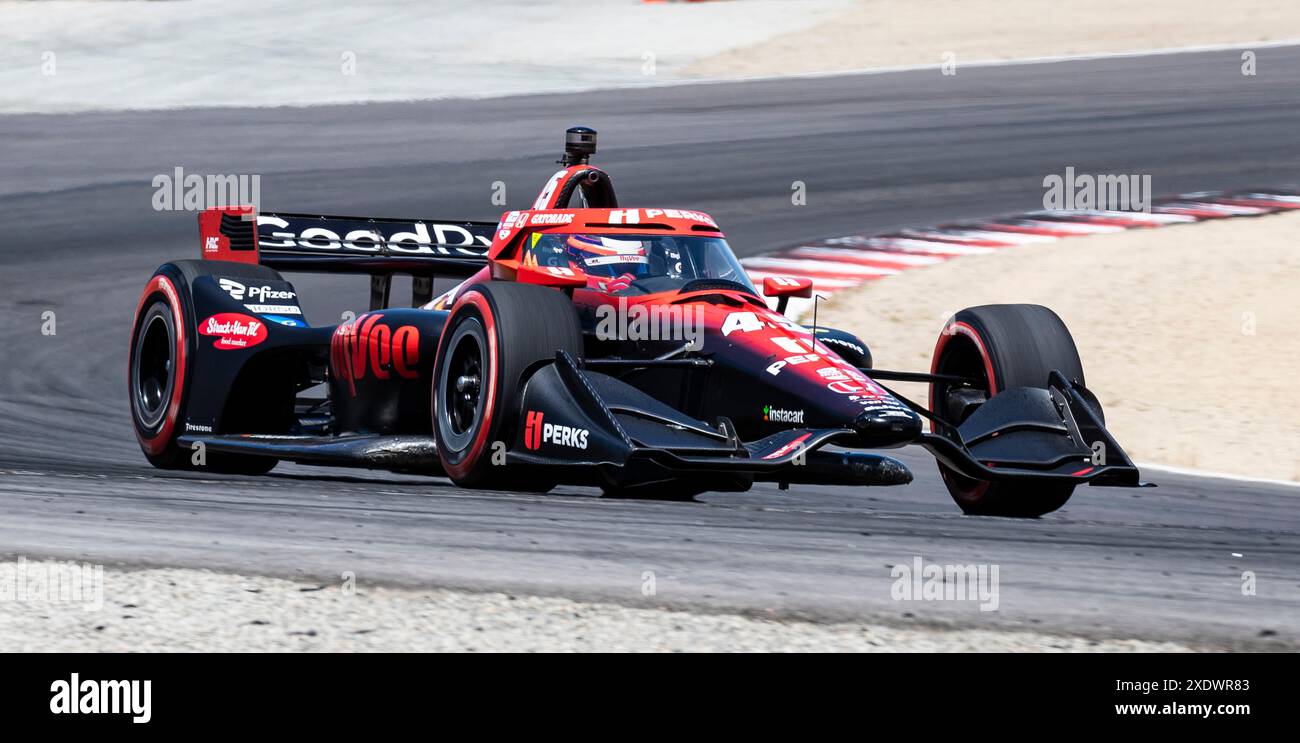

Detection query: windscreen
xmin=523 ymin=233 xmax=754 ymax=296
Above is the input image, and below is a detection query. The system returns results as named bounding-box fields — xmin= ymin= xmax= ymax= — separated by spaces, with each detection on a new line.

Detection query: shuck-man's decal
xmin=199 ymin=313 xmax=268 ymax=350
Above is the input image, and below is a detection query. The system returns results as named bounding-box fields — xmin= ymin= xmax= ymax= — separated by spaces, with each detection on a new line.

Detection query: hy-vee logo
xmin=523 ymin=411 xmax=589 ymax=451
xmin=330 ymin=314 xmax=421 ymax=397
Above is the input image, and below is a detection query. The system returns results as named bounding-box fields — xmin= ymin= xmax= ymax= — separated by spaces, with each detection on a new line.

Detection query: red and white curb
xmin=748 ymin=188 xmax=1300 ymax=319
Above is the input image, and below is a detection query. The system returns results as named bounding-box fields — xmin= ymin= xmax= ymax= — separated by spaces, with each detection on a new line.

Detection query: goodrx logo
xmin=50 ymin=673 xmax=151 ymax=723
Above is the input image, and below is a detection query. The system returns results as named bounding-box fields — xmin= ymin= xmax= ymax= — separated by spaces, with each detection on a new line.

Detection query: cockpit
xmin=521 ymin=232 xmax=755 ymax=296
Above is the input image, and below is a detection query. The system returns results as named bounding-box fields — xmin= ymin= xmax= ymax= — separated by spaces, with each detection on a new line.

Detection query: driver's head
xmin=564 ymin=234 xmax=649 ymax=278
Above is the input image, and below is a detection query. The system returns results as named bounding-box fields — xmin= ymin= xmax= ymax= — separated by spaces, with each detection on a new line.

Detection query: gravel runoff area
xmin=818 ymin=209 xmax=1300 ymax=483
xmin=0 ymin=560 xmax=1194 ymax=652
xmin=684 ymin=0 xmax=1300 ymax=78
xmin=16 ymin=0 xmax=1293 ymax=116
xmin=0 ymin=0 xmax=848 ymax=113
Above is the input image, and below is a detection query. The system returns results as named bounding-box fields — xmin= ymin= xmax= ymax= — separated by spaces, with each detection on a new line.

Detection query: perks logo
xmin=524 ymin=410 xmax=545 ymax=450
xmin=200 ymin=313 xmax=267 ymax=350
xmin=330 ymin=313 xmax=420 ymax=397
xmin=524 ymin=410 xmax=589 ymax=450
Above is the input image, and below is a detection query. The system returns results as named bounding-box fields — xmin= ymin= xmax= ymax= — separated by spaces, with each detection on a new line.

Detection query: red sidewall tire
xmin=929 ymin=305 xmax=1083 ymax=517
xmin=129 ymin=275 xmax=188 ymax=460
xmin=433 ymin=290 xmax=499 ymax=482
xmin=930 ymin=321 xmax=995 ymax=507
xmin=431 ymin=282 xmax=583 ymax=489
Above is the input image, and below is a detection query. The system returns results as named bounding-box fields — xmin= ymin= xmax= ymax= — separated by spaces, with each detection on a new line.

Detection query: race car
xmin=127 ymin=127 xmax=1148 ymax=517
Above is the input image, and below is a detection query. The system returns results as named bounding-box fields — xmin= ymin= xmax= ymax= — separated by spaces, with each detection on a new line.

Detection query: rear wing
xmin=198 ymin=207 xmax=495 ymax=308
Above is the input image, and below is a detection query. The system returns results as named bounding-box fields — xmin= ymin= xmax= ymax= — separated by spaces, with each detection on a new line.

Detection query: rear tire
xmin=128 ymin=262 xmax=279 ymax=475
xmin=129 ymin=288 xmax=188 ymax=469
xmin=432 ymin=282 xmax=582 ymax=489
xmin=929 ymin=304 xmax=1089 ymax=518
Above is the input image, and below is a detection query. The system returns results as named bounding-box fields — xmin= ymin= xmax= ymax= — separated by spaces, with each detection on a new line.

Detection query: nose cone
xmin=852 ymin=407 xmax=923 ymax=447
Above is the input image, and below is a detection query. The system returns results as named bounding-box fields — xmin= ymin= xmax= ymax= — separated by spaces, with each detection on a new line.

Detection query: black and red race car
xmin=128 ymin=127 xmax=1147 ymax=517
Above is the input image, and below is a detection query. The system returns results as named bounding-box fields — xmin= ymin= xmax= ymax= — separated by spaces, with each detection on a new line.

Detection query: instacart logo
xmin=762 ymin=405 xmax=805 ymax=424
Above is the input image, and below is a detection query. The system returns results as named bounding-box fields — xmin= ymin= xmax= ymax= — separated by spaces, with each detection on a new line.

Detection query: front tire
xmin=929 ymin=304 xmax=1089 ymax=518
xmin=432 ymin=282 xmax=582 ymax=489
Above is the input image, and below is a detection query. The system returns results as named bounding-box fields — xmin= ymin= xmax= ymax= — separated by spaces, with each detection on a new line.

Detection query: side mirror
xmin=762 ymin=276 xmax=813 ymax=314
xmin=517 ymin=264 xmax=587 ymax=289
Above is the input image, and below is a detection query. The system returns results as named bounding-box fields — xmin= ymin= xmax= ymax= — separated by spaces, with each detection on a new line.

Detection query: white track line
xmin=920 ymin=227 xmax=1060 ymax=245
xmin=1029 ymin=209 xmax=1198 ymax=224
xmin=742 ymin=256 xmax=899 ymax=276
xmin=981 ymin=220 xmax=1128 ymax=235
xmin=825 ymin=237 xmax=998 ymax=255
xmin=1154 ymin=202 xmax=1273 ymax=215
xmin=666 ymin=39 xmax=1300 ymax=90
xmin=744 ymin=271 xmax=860 ymax=290
xmin=1136 ymin=462 xmax=1300 ymax=489
xmin=785 ymin=246 xmax=946 ymax=266
xmin=1230 ymin=193 xmax=1300 ymax=204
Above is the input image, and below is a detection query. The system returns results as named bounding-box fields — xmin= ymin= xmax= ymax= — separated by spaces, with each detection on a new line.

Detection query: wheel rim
xmin=932 ymin=333 xmax=991 ymax=427
xmin=437 ymin=318 xmax=487 ymax=452
xmin=133 ymin=306 xmax=174 ymax=430
xmin=932 ymin=328 xmax=994 ymax=502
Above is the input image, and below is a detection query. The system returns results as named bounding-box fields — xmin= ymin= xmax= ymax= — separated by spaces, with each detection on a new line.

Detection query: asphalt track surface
xmin=2 ymin=47 xmax=1299 ymax=648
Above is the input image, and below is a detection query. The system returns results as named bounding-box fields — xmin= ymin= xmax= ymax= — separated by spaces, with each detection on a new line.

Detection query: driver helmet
xmin=564 ymin=235 xmax=649 ymax=278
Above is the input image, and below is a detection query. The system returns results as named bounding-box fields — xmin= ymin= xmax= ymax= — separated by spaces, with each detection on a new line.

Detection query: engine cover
xmin=329 ymin=309 xmax=447 ymax=434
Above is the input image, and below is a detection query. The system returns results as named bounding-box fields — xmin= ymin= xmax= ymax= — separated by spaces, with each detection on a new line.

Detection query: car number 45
xmin=721 ymin=311 xmax=805 ymax=337
xmin=721 ymin=311 xmax=765 ymax=337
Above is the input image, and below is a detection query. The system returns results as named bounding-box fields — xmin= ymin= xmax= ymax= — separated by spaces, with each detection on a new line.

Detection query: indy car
xmin=128 ymin=127 xmax=1147 ymax=517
